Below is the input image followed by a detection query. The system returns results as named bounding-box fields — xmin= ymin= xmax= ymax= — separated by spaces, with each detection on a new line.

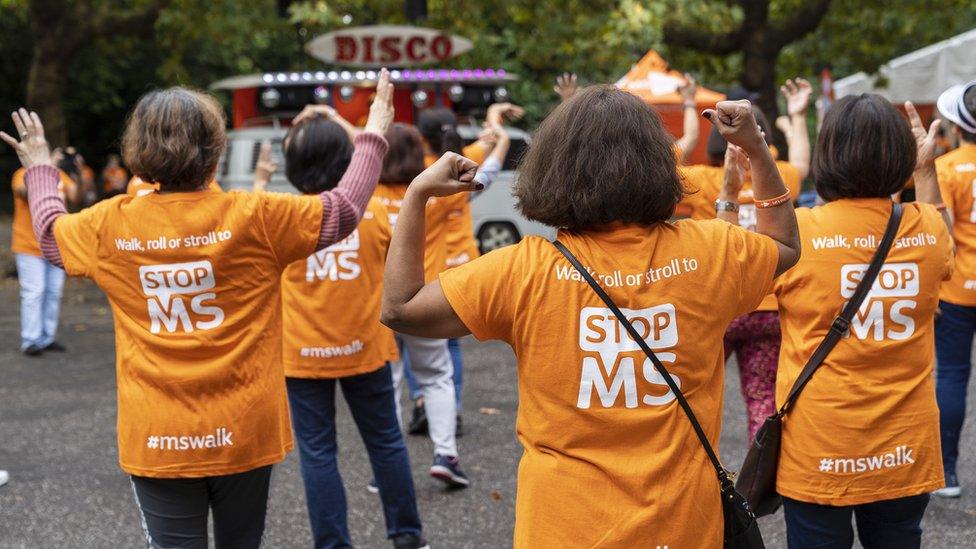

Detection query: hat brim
xmin=937 ymin=82 xmax=976 ymax=133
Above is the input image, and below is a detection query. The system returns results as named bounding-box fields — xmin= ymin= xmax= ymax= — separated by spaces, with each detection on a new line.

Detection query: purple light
xmin=426 ymin=69 xmax=436 ymax=79
xmin=449 ymin=69 xmax=460 ymax=79
xmin=462 ymin=69 xmax=473 ymax=78
xmin=485 ymin=68 xmax=496 ymax=78
xmin=473 ymin=69 xmax=485 ymax=78
xmin=498 ymin=69 xmax=507 ymax=77
xmin=416 ymin=70 xmax=426 ymax=81
xmin=438 ymin=69 xmax=449 ymax=79
xmin=401 ymin=70 xmax=413 ymax=80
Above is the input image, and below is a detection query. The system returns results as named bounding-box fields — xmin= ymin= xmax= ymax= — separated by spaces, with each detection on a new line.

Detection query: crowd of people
xmin=2 ymin=63 xmax=976 ymax=548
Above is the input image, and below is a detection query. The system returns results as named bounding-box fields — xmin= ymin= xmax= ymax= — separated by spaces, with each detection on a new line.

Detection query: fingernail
xmin=475 ymin=183 xmax=485 ymax=191
xmin=702 ymin=112 xmax=712 ymax=119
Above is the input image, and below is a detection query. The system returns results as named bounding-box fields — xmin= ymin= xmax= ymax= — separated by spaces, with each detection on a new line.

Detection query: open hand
xmin=722 ymin=144 xmax=749 ymax=196
xmin=486 ymin=102 xmax=525 ymax=127
xmin=1 ymin=108 xmax=53 ymax=169
xmin=253 ymin=141 xmax=278 ymax=188
xmin=702 ymin=100 xmax=765 ymax=153
xmin=364 ymin=68 xmax=394 ymax=135
xmin=906 ymin=101 xmax=940 ymax=169
xmin=409 ymin=152 xmax=480 ymax=199
xmin=678 ymin=73 xmax=698 ymax=106
xmin=781 ymin=78 xmax=813 ymax=117
xmin=554 ymin=73 xmax=578 ymax=101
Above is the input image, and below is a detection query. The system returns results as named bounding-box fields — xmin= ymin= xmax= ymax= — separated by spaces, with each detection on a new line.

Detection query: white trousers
xmin=391 ymin=333 xmax=458 ymax=458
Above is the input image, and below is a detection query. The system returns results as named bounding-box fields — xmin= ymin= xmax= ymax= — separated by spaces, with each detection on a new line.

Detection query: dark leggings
xmin=130 ymin=465 xmax=273 ymax=549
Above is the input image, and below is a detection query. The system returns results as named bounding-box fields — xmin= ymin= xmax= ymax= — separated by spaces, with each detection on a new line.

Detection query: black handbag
xmin=552 ymin=240 xmax=765 ymax=548
xmin=735 ymin=202 xmax=904 ymax=516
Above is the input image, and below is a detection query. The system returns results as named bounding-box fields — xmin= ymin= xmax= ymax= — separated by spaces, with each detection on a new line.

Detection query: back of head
xmin=381 ymin=123 xmax=426 ymax=184
xmin=813 ymin=94 xmax=916 ymax=202
xmin=417 ymin=107 xmax=463 ymax=155
xmin=284 ymin=117 xmax=352 ymax=193
xmin=963 ymin=85 xmax=976 ymax=143
xmin=514 ymin=85 xmax=681 ymax=229
xmin=122 ymin=87 xmax=226 ymax=192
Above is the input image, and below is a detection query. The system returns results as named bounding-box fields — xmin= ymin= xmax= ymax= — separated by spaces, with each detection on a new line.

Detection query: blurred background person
xmin=10 ymin=146 xmax=77 ymax=356
xmin=933 ymin=78 xmax=976 ymax=499
xmin=100 ymin=153 xmax=129 ymax=198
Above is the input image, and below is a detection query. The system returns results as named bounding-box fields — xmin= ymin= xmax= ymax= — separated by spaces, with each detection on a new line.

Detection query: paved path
xmin=1 ymin=244 xmax=975 ymax=547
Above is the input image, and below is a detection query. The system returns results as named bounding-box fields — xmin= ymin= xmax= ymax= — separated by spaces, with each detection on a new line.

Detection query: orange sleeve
xmin=439 ymin=242 xmax=522 ymax=342
xmin=260 ymin=193 xmax=324 ymax=270
xmin=936 ymin=162 xmax=956 ymax=214
xmin=721 ymin=222 xmax=780 ymax=316
xmin=52 ymin=201 xmax=109 ymax=278
xmin=462 ymin=142 xmax=488 ymax=165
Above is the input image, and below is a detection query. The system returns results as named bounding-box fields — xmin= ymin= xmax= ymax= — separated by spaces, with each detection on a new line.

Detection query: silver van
xmin=217 ymin=124 xmax=553 ymax=253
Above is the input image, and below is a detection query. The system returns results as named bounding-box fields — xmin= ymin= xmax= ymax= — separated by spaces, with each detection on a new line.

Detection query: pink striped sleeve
xmin=25 ymin=165 xmax=66 ymax=267
xmin=316 ymin=132 xmax=388 ymax=251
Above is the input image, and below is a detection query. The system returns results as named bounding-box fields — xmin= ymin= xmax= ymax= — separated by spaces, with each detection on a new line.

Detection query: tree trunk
xmin=741 ymin=40 xmax=785 ymax=152
xmin=25 ymin=42 xmax=70 ymax=147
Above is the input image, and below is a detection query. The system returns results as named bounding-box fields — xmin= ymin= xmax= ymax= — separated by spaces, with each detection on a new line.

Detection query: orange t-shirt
xmin=281 ymin=197 xmax=398 ymax=378
xmin=936 ymin=144 xmax=976 ymax=306
xmin=439 ymin=221 xmax=779 ymax=548
xmin=373 ymin=183 xmax=450 ymax=283
xmin=678 ymin=161 xmax=801 ymax=311
xmin=11 ymin=167 xmax=75 ymax=256
xmin=52 ymin=189 xmax=323 ymax=478
xmin=127 ymin=177 xmax=222 ymax=197
xmin=441 ymin=143 xmax=488 ymax=270
xmin=772 ymin=199 xmax=952 ymax=506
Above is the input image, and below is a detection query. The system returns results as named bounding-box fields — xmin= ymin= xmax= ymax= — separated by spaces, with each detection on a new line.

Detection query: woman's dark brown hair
xmin=813 ymin=94 xmax=916 ymax=201
xmin=381 ymin=123 xmax=426 ymax=184
xmin=514 ymin=85 xmax=681 ymax=229
xmin=122 ymin=87 xmax=226 ymax=192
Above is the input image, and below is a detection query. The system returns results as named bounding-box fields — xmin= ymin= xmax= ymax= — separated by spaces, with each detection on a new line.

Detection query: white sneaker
xmin=933 ymin=473 xmax=961 ymax=498
xmin=0 ymin=470 xmax=9 ymax=488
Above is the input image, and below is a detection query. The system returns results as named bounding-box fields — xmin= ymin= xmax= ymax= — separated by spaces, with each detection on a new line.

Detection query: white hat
xmin=937 ymin=80 xmax=976 ymax=134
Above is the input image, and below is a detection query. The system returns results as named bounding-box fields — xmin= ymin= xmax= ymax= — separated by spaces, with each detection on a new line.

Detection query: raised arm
xmin=1 ymin=109 xmax=65 ymax=267
xmin=906 ymin=101 xmax=953 ymax=233
xmin=314 ymin=68 xmax=394 ymax=251
xmin=293 ymin=104 xmax=361 ymax=142
xmin=251 ymin=141 xmax=277 ymax=193
xmin=381 ymin=153 xmax=481 ymax=338
xmin=704 ymin=100 xmax=800 ymax=275
xmin=675 ymin=74 xmax=699 ymax=163
xmin=781 ymin=78 xmax=812 ymax=179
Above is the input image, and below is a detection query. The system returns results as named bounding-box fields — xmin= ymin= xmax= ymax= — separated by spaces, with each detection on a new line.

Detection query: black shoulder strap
xmin=778 ymin=201 xmax=903 ymax=413
xmin=552 ymin=239 xmax=732 ymax=485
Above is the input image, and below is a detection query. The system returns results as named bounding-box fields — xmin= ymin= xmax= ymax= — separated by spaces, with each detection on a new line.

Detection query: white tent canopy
xmin=834 ymin=28 xmax=976 ymax=103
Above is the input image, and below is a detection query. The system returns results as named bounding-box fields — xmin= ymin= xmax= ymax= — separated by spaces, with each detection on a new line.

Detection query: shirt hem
xmin=284 ymin=362 xmax=386 ymax=379
xmin=120 ymin=448 xmax=290 ymax=479
xmin=776 ymin=479 xmax=944 ymax=506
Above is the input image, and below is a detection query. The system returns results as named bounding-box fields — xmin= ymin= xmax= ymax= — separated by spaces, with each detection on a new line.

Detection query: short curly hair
xmin=122 ymin=87 xmax=226 ymax=192
xmin=514 ymin=85 xmax=682 ymax=229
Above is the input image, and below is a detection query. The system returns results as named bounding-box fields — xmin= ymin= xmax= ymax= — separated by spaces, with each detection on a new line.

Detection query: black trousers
xmin=130 ymin=465 xmax=273 ymax=549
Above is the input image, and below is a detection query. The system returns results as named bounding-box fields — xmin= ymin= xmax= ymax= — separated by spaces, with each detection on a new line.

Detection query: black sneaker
xmin=407 ymin=401 xmax=428 ymax=435
xmin=455 ymin=414 xmax=463 ymax=438
xmin=934 ymin=472 xmax=961 ymax=498
xmin=430 ymin=454 xmax=469 ymax=488
xmin=392 ymin=533 xmax=430 ymax=549
xmin=43 ymin=341 xmax=66 ymax=352
xmin=22 ymin=344 xmax=44 ymax=357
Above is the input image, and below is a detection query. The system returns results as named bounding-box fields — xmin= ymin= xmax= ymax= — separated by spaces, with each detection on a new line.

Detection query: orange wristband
xmin=755 ymin=190 xmax=792 ymax=209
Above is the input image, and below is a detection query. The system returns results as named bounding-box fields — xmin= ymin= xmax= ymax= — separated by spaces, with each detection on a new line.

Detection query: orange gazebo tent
xmin=616 ymin=50 xmax=724 ymax=165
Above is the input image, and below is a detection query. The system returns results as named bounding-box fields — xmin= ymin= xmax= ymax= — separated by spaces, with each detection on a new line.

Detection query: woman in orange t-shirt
xmin=380 ymin=87 xmax=800 ymax=547
xmin=273 ymin=113 xmax=427 ymax=548
xmin=373 ymin=123 xmax=471 ymax=488
xmin=401 ymin=104 xmax=518 ymax=436
xmin=1 ymin=71 xmax=394 ymax=548
xmin=678 ymin=79 xmax=812 ymax=442
xmin=771 ymin=96 xmax=953 ymax=547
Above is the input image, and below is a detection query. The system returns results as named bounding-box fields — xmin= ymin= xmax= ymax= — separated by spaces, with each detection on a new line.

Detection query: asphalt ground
xmin=1 ymin=221 xmax=975 ymax=547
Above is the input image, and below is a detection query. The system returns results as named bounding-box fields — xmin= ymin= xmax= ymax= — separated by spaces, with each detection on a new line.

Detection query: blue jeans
xmin=783 ymin=494 xmax=929 ymax=549
xmin=286 ymin=365 xmax=422 ymax=548
xmin=405 ymin=337 xmax=464 ymax=409
xmin=15 ymin=253 xmax=65 ymax=350
xmin=935 ymin=300 xmax=976 ymax=477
